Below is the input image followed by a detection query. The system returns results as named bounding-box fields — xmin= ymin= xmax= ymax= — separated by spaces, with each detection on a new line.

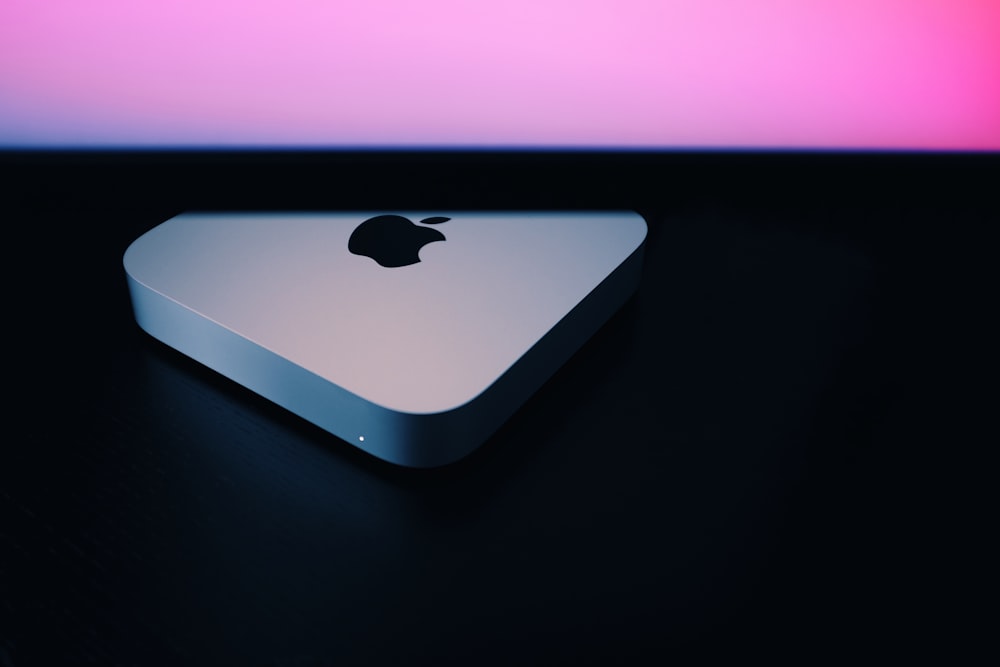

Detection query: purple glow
xmin=2 ymin=1 xmax=999 ymax=149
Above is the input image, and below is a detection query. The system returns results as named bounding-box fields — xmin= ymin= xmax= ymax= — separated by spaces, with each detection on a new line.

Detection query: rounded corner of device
xmin=122 ymin=256 xmax=146 ymax=293
xmin=626 ymin=210 xmax=649 ymax=243
xmin=121 ymin=239 xmax=140 ymax=276
xmin=357 ymin=387 xmax=504 ymax=468
xmin=122 ymin=226 xmax=159 ymax=284
xmin=353 ymin=421 xmax=480 ymax=470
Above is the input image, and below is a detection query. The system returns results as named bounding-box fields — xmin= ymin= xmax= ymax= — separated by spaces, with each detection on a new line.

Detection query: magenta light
xmin=2 ymin=1 xmax=998 ymax=149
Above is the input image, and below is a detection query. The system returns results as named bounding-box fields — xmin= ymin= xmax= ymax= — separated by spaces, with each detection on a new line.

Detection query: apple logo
xmin=348 ymin=215 xmax=451 ymax=267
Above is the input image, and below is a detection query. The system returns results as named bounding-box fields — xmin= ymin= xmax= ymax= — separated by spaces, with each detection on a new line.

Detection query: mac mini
xmin=123 ymin=212 xmax=647 ymax=467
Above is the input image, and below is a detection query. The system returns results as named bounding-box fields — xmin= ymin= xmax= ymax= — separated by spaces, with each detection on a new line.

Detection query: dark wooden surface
xmin=1 ymin=153 xmax=994 ymax=665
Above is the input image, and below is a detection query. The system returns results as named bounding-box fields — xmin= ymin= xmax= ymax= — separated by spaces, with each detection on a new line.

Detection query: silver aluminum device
xmin=124 ymin=211 xmax=646 ymax=467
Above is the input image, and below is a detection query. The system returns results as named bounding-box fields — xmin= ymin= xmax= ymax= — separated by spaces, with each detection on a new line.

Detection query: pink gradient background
xmin=2 ymin=1 xmax=998 ymax=149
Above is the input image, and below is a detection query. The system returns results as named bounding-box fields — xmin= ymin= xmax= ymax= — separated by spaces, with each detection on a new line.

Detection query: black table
xmin=2 ymin=153 xmax=993 ymax=664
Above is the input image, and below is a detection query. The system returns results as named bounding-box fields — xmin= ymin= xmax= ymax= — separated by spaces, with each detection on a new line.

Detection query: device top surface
xmin=124 ymin=211 xmax=646 ymax=413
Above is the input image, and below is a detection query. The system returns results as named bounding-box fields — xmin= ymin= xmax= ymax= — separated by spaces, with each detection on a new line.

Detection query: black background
xmin=1 ymin=151 xmax=995 ymax=664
